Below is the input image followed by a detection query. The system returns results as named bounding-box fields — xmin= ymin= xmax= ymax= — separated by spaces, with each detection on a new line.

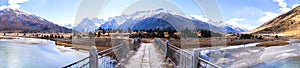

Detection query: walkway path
xmin=121 ymin=42 xmax=172 ymax=68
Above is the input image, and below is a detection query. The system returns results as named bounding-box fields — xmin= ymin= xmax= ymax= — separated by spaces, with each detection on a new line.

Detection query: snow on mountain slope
xmin=0 ymin=8 xmax=71 ymax=33
xmin=72 ymin=18 xmax=104 ymax=32
xmin=100 ymin=8 xmax=221 ymax=31
xmin=96 ymin=8 xmax=246 ymax=33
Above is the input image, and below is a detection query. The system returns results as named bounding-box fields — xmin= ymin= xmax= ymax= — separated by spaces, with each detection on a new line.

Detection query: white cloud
xmin=225 ymin=18 xmax=256 ymax=30
xmin=273 ymin=0 xmax=300 ymax=12
xmin=292 ymin=4 xmax=300 ymax=8
xmin=0 ymin=0 xmax=28 ymax=10
xmin=257 ymin=0 xmax=298 ymax=24
xmin=273 ymin=0 xmax=291 ymax=12
xmin=190 ymin=15 xmax=209 ymax=22
xmin=226 ymin=18 xmax=245 ymax=25
xmin=259 ymin=12 xmax=280 ymax=23
xmin=7 ymin=4 xmax=21 ymax=9
xmin=8 ymin=0 xmax=28 ymax=4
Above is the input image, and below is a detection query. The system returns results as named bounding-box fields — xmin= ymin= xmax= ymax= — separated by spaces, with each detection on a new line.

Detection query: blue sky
xmin=0 ymin=0 xmax=299 ymax=30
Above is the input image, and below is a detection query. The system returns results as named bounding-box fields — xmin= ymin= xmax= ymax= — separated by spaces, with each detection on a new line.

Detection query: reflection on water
xmin=0 ymin=38 xmax=87 ymax=68
xmin=252 ymin=57 xmax=300 ymax=68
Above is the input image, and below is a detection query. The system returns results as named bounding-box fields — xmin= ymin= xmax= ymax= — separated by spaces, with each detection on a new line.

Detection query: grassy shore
xmin=0 ymin=35 xmax=118 ymax=51
xmin=160 ymin=37 xmax=285 ymax=49
xmin=256 ymin=40 xmax=289 ymax=47
xmin=54 ymin=38 xmax=128 ymax=51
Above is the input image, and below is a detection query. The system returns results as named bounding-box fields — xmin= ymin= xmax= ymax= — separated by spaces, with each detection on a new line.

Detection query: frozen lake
xmin=252 ymin=57 xmax=300 ymax=68
xmin=0 ymin=38 xmax=88 ymax=68
xmin=185 ymin=40 xmax=300 ymax=68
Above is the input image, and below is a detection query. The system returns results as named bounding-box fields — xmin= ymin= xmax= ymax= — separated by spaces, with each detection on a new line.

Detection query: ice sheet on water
xmin=187 ymin=41 xmax=300 ymax=68
xmin=0 ymin=38 xmax=88 ymax=68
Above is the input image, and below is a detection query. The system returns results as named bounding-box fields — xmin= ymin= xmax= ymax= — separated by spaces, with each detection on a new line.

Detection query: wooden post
xmin=89 ymin=46 xmax=98 ymax=68
xmin=165 ymin=41 xmax=168 ymax=58
xmin=192 ymin=49 xmax=200 ymax=68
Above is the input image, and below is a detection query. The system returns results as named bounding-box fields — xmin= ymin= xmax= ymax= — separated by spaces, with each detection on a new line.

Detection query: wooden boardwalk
xmin=121 ymin=43 xmax=172 ymax=68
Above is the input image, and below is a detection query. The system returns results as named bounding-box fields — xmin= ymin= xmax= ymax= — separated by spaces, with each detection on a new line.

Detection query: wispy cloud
xmin=225 ymin=18 xmax=256 ymax=30
xmin=273 ymin=0 xmax=291 ymax=12
xmin=259 ymin=12 xmax=279 ymax=23
xmin=258 ymin=0 xmax=299 ymax=23
xmin=8 ymin=0 xmax=28 ymax=4
xmin=0 ymin=0 xmax=28 ymax=9
xmin=292 ymin=4 xmax=300 ymax=8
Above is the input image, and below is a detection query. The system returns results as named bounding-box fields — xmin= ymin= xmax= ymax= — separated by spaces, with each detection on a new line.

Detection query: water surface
xmin=252 ymin=57 xmax=300 ymax=68
xmin=0 ymin=38 xmax=88 ymax=68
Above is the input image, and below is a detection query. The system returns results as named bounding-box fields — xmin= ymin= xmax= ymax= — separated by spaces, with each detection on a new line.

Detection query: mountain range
xmin=79 ymin=8 xmax=247 ymax=33
xmin=250 ymin=6 xmax=300 ymax=34
xmin=0 ymin=8 xmax=71 ymax=33
xmin=0 ymin=7 xmax=247 ymax=33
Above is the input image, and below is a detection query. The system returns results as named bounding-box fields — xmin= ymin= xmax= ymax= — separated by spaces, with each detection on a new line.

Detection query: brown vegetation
xmin=256 ymin=40 xmax=289 ymax=47
xmin=250 ymin=5 xmax=300 ymax=34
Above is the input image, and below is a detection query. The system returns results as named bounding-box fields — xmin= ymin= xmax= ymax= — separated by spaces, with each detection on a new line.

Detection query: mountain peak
xmin=155 ymin=8 xmax=165 ymax=11
xmin=98 ymin=9 xmax=247 ymax=33
xmin=0 ymin=7 xmax=71 ymax=33
xmin=0 ymin=7 xmax=33 ymax=15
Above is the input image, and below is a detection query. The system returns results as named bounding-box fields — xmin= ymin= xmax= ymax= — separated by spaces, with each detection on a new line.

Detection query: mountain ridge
xmin=0 ymin=8 xmax=72 ymax=33
xmin=98 ymin=9 xmax=247 ymax=33
xmin=250 ymin=6 xmax=300 ymax=34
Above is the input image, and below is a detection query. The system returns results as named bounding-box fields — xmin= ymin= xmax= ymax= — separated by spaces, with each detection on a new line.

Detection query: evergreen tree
xmin=97 ymin=32 xmax=101 ymax=37
xmin=50 ymin=34 xmax=53 ymax=38
xmin=258 ymin=36 xmax=264 ymax=40
xmin=275 ymin=35 xmax=279 ymax=39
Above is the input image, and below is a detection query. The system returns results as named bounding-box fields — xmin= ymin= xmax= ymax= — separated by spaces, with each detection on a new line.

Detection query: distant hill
xmin=250 ymin=6 xmax=300 ymax=34
xmin=0 ymin=8 xmax=71 ymax=33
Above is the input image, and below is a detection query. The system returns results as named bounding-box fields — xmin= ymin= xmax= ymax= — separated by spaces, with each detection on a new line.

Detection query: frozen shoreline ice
xmin=185 ymin=42 xmax=300 ymax=68
xmin=0 ymin=38 xmax=88 ymax=68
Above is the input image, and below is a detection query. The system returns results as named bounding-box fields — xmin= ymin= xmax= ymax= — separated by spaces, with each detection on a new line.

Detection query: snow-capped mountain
xmin=100 ymin=8 xmax=221 ymax=31
xmin=63 ymin=24 xmax=72 ymax=29
xmin=219 ymin=23 xmax=248 ymax=33
xmin=191 ymin=15 xmax=248 ymax=33
xmin=0 ymin=8 xmax=71 ymax=33
xmin=72 ymin=18 xmax=104 ymax=32
xmin=209 ymin=20 xmax=248 ymax=33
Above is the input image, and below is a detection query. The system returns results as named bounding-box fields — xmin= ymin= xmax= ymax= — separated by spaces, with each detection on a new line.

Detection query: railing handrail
xmin=62 ymin=40 xmax=129 ymax=68
xmin=62 ymin=57 xmax=89 ymax=68
xmin=154 ymin=38 xmax=222 ymax=68
xmin=198 ymin=58 xmax=222 ymax=68
xmin=98 ymin=42 xmax=125 ymax=55
xmin=167 ymin=43 xmax=193 ymax=55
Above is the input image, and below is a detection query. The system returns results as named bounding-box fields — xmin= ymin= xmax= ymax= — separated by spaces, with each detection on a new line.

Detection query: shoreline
xmin=0 ymin=36 xmax=110 ymax=51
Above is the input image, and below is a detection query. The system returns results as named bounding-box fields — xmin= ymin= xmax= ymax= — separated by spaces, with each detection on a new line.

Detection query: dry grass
xmin=287 ymin=36 xmax=300 ymax=39
xmin=54 ymin=38 xmax=119 ymax=51
xmin=166 ymin=37 xmax=280 ymax=49
xmin=141 ymin=38 xmax=153 ymax=43
xmin=256 ymin=40 xmax=289 ymax=47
